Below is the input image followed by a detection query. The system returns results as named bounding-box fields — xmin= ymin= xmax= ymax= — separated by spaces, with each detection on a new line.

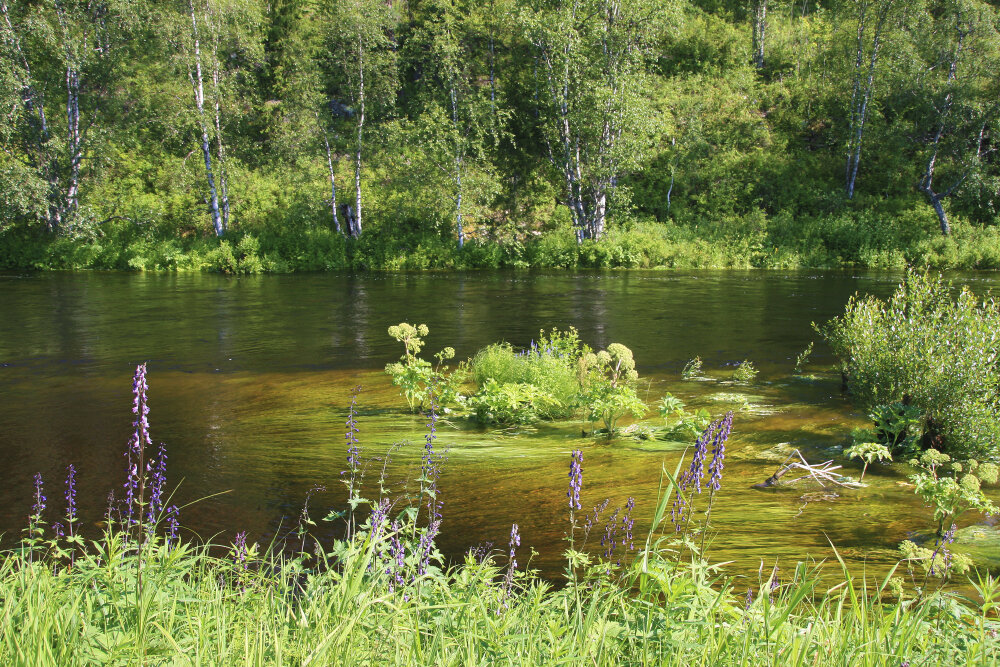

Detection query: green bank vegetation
xmin=3 ymin=1 xmax=1000 ymax=272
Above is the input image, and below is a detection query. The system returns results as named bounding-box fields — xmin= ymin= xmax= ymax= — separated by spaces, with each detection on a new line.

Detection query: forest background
xmin=2 ymin=0 xmax=1000 ymax=272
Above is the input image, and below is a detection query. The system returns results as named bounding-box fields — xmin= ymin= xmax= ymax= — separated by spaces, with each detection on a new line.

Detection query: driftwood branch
xmin=754 ymin=449 xmax=863 ymax=490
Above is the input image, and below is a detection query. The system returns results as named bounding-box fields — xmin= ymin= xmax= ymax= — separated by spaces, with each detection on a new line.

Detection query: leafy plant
xmin=909 ymin=449 xmax=999 ymax=537
xmin=469 ymin=380 xmax=561 ymax=425
xmin=732 ymin=360 xmax=758 ymax=383
xmin=870 ymin=402 xmax=924 ymax=455
xmin=793 ymin=342 xmax=814 ymax=374
xmin=844 ymin=442 xmax=892 ymax=482
xmin=658 ymin=393 xmax=711 ymax=441
xmin=581 ymin=343 xmax=646 ymax=437
xmin=384 ymin=323 xmax=465 ymax=412
xmin=820 ymin=271 xmax=1000 ymax=459
xmin=681 ymin=356 xmax=703 ymax=380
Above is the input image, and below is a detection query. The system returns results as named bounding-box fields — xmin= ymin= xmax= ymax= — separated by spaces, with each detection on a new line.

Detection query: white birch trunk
xmin=188 ymin=1 xmax=224 ymax=237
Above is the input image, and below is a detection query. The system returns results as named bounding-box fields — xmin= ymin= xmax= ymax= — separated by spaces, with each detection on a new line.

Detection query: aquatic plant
xmin=681 ymin=356 xmax=703 ymax=380
xmin=385 ymin=323 xmax=466 ymax=412
xmin=469 ymin=328 xmax=585 ymax=422
xmin=909 ymin=449 xmax=998 ymax=537
xmin=581 ymin=344 xmax=646 ymax=437
xmin=732 ymin=360 xmax=758 ymax=383
xmin=793 ymin=342 xmax=813 ymax=374
xmin=845 ymin=442 xmax=892 ymax=482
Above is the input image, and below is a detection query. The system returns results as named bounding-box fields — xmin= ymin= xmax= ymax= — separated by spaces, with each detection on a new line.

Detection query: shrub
xmin=820 ymin=272 xmax=1000 ymax=460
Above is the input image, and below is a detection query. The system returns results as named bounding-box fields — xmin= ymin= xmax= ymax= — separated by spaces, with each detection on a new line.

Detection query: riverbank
xmin=6 ymin=216 xmax=1000 ymax=274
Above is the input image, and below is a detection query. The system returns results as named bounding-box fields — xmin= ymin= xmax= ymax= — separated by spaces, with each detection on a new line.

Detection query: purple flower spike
xmin=345 ymin=385 xmax=361 ymax=472
xmin=708 ymin=412 xmax=734 ymax=492
xmin=65 ymin=465 xmax=77 ymax=527
xmin=165 ymin=505 xmax=180 ymax=547
xmin=508 ymin=523 xmax=521 ymax=570
xmin=125 ymin=363 xmax=151 ymax=524
xmin=32 ymin=473 xmax=46 ymax=519
xmin=148 ymin=442 xmax=168 ymax=526
xmin=568 ymin=450 xmax=583 ymax=512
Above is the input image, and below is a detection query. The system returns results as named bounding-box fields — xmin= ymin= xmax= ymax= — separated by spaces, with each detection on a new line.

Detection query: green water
xmin=1 ymin=270 xmax=997 ymax=581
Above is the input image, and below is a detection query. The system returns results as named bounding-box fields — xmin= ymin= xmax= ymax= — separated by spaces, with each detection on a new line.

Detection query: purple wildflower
xmin=387 ymin=521 xmax=406 ymax=593
xmin=508 ymin=523 xmax=521 ymax=570
xmin=165 ymin=505 xmax=180 ymax=547
xmin=32 ymin=472 xmax=46 ymax=520
xmin=369 ymin=498 xmax=391 ymax=536
xmin=929 ymin=523 xmax=957 ymax=576
xmin=418 ymin=519 xmax=441 ymax=576
xmin=233 ymin=531 xmax=248 ymax=571
xmin=745 ymin=588 xmax=754 ymax=610
xmin=708 ymin=412 xmax=733 ymax=492
xmin=583 ymin=498 xmax=610 ymax=538
xmin=64 ymin=465 xmax=77 ymax=536
xmin=125 ymin=363 xmax=151 ymax=524
xmin=345 ymin=385 xmax=361 ymax=472
xmin=672 ymin=414 xmax=734 ymax=530
xmin=621 ymin=497 xmax=635 ymax=552
xmin=53 ymin=522 xmax=64 ymax=539
xmin=500 ymin=523 xmax=521 ymax=610
xmin=601 ymin=506 xmax=621 ymax=560
xmin=147 ymin=442 xmax=167 ymax=526
xmin=568 ymin=450 xmax=583 ymax=513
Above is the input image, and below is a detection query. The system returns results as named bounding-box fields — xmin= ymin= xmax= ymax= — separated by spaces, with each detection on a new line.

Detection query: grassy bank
xmin=7 ymin=213 xmax=1000 ymax=274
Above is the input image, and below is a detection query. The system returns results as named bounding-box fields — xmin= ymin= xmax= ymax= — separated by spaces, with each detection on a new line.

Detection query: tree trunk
xmin=188 ymin=1 xmax=223 ymax=237
xmin=846 ymin=0 xmax=892 ymax=200
xmin=319 ymin=121 xmax=341 ymax=233
xmin=65 ymin=65 xmax=82 ymax=216
xmin=451 ymin=85 xmax=464 ymax=248
xmin=751 ymin=0 xmax=767 ymax=70
xmin=351 ymin=35 xmax=364 ymax=239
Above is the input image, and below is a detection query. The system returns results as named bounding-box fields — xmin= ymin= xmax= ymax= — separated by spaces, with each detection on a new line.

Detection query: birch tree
xmin=522 ymin=0 xmax=668 ymax=242
xmin=912 ymin=0 xmax=999 ymax=235
xmin=324 ymin=0 xmax=398 ymax=239
xmin=176 ymin=0 xmax=260 ymax=237
xmin=0 ymin=0 xmax=125 ymax=233
xmin=406 ymin=0 xmax=502 ymax=248
xmin=844 ymin=0 xmax=897 ymax=200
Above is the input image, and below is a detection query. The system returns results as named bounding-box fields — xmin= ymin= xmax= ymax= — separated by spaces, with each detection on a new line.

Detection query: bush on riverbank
xmin=821 ymin=272 xmax=1000 ymax=460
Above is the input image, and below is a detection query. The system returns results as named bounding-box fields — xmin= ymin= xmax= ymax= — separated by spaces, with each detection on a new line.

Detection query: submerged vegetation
xmin=3 ymin=364 xmax=1000 ymax=665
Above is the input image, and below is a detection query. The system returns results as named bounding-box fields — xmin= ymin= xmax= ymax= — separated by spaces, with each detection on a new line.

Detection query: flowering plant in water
xmin=384 ymin=323 xmax=466 ymax=412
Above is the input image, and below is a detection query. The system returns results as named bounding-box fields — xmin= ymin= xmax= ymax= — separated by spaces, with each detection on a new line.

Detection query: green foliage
xmin=732 ymin=360 xmax=758 ymax=383
xmin=680 ymin=356 xmax=703 ymax=380
xmin=908 ymin=449 xmax=999 ymax=537
xmin=844 ymin=441 xmax=892 ymax=482
xmin=821 ymin=271 xmax=1000 ymax=459
xmin=384 ymin=323 xmax=465 ymax=412
xmin=793 ymin=342 xmax=813 ymax=374
xmin=468 ymin=379 xmax=560 ymax=425
xmin=581 ymin=343 xmax=646 ymax=437
xmin=658 ymin=393 xmax=710 ymax=441
xmin=469 ymin=328 xmax=587 ymax=422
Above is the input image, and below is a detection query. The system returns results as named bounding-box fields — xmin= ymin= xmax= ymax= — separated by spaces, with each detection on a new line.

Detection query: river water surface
xmin=2 ymin=270 xmax=998 ymax=581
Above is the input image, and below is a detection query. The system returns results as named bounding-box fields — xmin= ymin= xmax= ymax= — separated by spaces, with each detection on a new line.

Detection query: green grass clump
xmin=469 ymin=328 xmax=586 ymax=422
xmin=821 ymin=271 xmax=1000 ymax=460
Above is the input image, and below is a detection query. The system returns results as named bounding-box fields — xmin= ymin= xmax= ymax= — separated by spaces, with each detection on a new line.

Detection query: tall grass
xmin=2 ymin=367 xmax=998 ymax=665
